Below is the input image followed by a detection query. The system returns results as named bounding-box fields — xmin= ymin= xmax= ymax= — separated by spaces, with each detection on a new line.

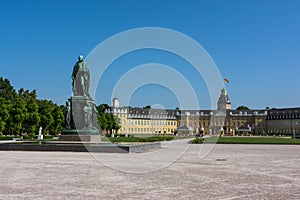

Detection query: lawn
xmin=106 ymin=135 xmax=175 ymax=143
xmin=192 ymin=136 xmax=300 ymax=144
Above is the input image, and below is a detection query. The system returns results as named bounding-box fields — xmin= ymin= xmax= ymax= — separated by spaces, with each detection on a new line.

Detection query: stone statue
xmin=83 ymin=105 xmax=92 ymax=128
xmin=72 ymin=55 xmax=90 ymax=97
xmin=38 ymin=126 xmax=43 ymax=140
xmin=61 ymin=55 xmax=99 ymax=137
xmin=65 ymin=100 xmax=71 ymax=129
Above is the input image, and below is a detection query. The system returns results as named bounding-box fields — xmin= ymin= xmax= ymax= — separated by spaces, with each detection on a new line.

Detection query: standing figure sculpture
xmin=65 ymin=100 xmax=71 ymax=129
xmin=61 ymin=55 xmax=99 ymax=140
xmin=72 ymin=55 xmax=90 ymax=97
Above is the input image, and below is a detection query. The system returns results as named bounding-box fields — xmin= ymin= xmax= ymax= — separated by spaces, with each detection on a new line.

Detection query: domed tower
xmin=217 ymin=88 xmax=231 ymax=110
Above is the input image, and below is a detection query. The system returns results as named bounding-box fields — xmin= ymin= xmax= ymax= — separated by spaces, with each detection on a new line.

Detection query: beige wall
xmin=113 ymin=111 xmax=177 ymax=135
xmin=267 ymin=119 xmax=300 ymax=135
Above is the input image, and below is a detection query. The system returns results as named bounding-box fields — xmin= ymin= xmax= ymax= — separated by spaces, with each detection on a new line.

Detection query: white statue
xmin=38 ymin=126 xmax=43 ymax=140
xmin=111 ymin=129 xmax=114 ymax=138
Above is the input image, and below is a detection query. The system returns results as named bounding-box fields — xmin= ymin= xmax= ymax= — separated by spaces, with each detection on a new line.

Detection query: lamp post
xmin=291 ymin=116 xmax=293 ymax=138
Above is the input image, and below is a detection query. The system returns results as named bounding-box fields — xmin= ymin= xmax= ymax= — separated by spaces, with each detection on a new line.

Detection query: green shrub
xmin=0 ymin=136 xmax=15 ymax=140
xmin=191 ymin=136 xmax=300 ymax=144
xmin=191 ymin=137 xmax=204 ymax=144
xmin=43 ymin=135 xmax=53 ymax=140
xmin=108 ymin=135 xmax=175 ymax=143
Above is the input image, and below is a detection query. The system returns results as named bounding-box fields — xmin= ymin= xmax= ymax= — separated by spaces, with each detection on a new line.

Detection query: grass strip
xmin=192 ymin=136 xmax=300 ymax=144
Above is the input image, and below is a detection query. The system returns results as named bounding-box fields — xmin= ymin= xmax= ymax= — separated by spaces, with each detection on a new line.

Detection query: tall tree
xmin=38 ymin=100 xmax=55 ymax=134
xmin=0 ymin=97 xmax=11 ymax=134
xmin=96 ymin=104 xmax=121 ymax=133
xmin=8 ymin=97 xmax=27 ymax=135
xmin=97 ymin=112 xmax=108 ymax=131
xmin=51 ymin=105 xmax=64 ymax=135
xmin=0 ymin=77 xmax=65 ymax=135
xmin=0 ymin=77 xmax=17 ymax=102
xmin=236 ymin=105 xmax=250 ymax=110
xmin=96 ymin=104 xmax=110 ymax=113
xmin=19 ymin=89 xmax=40 ymax=134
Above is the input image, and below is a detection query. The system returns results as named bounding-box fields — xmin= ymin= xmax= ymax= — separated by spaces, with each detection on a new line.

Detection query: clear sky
xmin=1 ymin=0 xmax=299 ymax=110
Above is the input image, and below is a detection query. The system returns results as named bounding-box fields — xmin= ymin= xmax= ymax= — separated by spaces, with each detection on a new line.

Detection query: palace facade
xmin=107 ymin=98 xmax=177 ymax=135
xmin=266 ymin=108 xmax=300 ymax=135
xmin=107 ymin=89 xmax=299 ymax=136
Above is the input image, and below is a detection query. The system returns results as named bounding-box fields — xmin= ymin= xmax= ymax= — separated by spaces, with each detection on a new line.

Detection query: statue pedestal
xmin=59 ymin=135 xmax=101 ymax=143
xmin=61 ymin=96 xmax=100 ymax=142
xmin=70 ymin=96 xmax=98 ymax=130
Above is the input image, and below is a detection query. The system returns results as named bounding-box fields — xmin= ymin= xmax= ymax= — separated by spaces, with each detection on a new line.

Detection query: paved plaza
xmin=0 ymin=139 xmax=300 ymax=199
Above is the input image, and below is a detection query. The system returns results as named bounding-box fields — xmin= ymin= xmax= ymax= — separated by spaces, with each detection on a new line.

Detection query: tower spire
xmin=217 ymin=88 xmax=231 ymax=110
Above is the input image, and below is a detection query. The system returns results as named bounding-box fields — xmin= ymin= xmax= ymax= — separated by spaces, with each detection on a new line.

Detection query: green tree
xmin=96 ymin=104 xmax=110 ymax=113
xmin=60 ymin=104 xmax=67 ymax=128
xmin=0 ymin=97 xmax=12 ymax=135
xmin=112 ymin=114 xmax=121 ymax=131
xmin=0 ymin=77 xmax=64 ymax=135
xmin=51 ymin=105 xmax=64 ymax=135
xmin=236 ymin=105 xmax=250 ymax=110
xmin=0 ymin=77 xmax=17 ymax=102
xmin=8 ymin=97 xmax=27 ymax=135
xmin=96 ymin=104 xmax=121 ymax=133
xmin=97 ymin=112 xmax=108 ymax=131
xmin=38 ymin=100 xmax=55 ymax=134
xmin=19 ymin=89 xmax=40 ymax=134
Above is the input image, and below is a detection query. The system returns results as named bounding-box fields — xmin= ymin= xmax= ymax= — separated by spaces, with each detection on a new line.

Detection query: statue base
xmin=60 ymin=128 xmax=101 ymax=142
xmin=59 ymin=134 xmax=102 ymax=143
xmin=62 ymin=128 xmax=99 ymax=135
xmin=69 ymin=96 xmax=98 ymax=130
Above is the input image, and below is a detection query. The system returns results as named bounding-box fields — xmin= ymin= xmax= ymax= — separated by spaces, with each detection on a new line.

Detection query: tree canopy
xmin=0 ymin=76 xmax=121 ymax=136
xmin=0 ymin=77 xmax=17 ymax=102
xmin=96 ymin=104 xmax=120 ymax=133
xmin=0 ymin=77 xmax=64 ymax=136
xmin=236 ymin=105 xmax=250 ymax=110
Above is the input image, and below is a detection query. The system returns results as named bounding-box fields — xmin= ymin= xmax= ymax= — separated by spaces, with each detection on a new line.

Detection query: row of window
xmin=126 ymin=119 xmax=177 ymax=126
xmin=268 ymin=120 xmax=300 ymax=126
xmin=119 ymin=127 xmax=175 ymax=133
xmin=267 ymin=129 xmax=299 ymax=134
xmin=183 ymin=121 xmax=255 ymax=128
xmin=268 ymin=114 xmax=300 ymax=120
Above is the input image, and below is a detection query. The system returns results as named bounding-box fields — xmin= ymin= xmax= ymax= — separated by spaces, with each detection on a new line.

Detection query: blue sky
xmin=1 ymin=0 xmax=300 ymax=109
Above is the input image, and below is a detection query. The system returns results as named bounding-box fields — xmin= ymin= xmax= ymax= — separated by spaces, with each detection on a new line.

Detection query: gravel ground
xmin=0 ymin=140 xmax=299 ymax=200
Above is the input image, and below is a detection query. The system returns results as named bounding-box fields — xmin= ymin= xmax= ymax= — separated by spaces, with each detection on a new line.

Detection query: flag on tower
xmin=224 ymin=78 xmax=229 ymax=83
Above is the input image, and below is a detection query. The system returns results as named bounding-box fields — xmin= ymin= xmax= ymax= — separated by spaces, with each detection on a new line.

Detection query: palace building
xmin=266 ymin=107 xmax=300 ymax=136
xmin=107 ymin=89 xmax=299 ymax=136
xmin=107 ymin=98 xmax=177 ymax=135
xmin=177 ymin=88 xmax=267 ymax=135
